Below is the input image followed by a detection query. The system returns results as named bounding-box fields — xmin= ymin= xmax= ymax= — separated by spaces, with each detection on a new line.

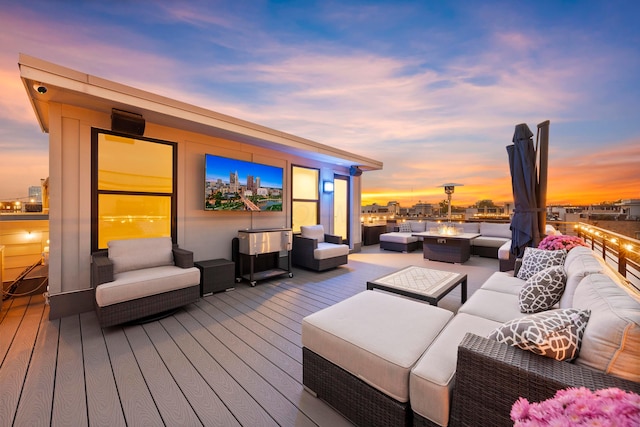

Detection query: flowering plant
xmin=511 ymin=387 xmax=640 ymax=426
xmin=538 ymin=234 xmax=588 ymax=251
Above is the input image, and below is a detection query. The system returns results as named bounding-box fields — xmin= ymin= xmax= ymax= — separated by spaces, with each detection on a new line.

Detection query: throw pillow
xmin=519 ymin=266 xmax=567 ymax=313
xmin=488 ymin=308 xmax=591 ymax=362
xmin=398 ymin=223 xmax=412 ymax=233
xmin=516 ymin=247 xmax=567 ymax=281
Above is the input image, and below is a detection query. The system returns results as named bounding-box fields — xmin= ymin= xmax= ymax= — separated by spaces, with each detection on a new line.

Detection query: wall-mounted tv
xmin=205 ymin=154 xmax=283 ymax=211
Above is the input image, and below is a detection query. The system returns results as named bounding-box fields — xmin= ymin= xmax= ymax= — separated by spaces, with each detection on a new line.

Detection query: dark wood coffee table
xmin=366 ymin=265 xmax=467 ymax=306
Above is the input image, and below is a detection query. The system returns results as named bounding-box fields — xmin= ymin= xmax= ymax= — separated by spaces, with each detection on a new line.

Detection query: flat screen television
xmin=204 ymin=154 xmax=283 ymax=211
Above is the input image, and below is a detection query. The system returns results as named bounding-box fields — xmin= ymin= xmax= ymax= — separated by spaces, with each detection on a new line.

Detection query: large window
xmin=291 ymin=165 xmax=319 ymax=232
xmin=92 ymin=129 xmax=177 ymax=251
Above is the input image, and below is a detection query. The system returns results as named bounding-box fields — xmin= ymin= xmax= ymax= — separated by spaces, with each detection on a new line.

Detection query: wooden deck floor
xmin=0 ymin=246 xmax=499 ymax=426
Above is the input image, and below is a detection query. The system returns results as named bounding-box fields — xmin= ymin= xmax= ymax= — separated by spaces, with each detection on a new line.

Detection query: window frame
xmin=291 ymin=165 xmax=320 ymax=232
xmin=91 ymin=128 xmax=177 ymax=252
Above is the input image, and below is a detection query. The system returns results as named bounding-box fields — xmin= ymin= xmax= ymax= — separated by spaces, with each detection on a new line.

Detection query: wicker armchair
xmin=292 ymin=225 xmax=349 ymax=271
xmin=91 ymin=237 xmax=200 ymax=328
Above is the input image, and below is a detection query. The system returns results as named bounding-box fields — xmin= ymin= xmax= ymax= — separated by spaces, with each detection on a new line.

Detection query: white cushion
xmin=397 ymin=222 xmax=412 ymax=232
xmin=458 ymin=288 xmax=526 ymax=323
xmin=563 ymin=246 xmax=595 ymax=271
xmin=498 ymin=241 xmax=512 ymax=261
xmin=108 ymin=237 xmax=174 ymax=274
xmin=572 ymin=274 xmax=640 ymax=382
xmin=472 ymin=236 xmax=510 ymax=248
xmin=460 ymin=222 xmax=480 ymax=233
xmin=480 ymin=271 xmax=525 ymax=296
xmin=379 ymin=232 xmax=419 ymax=244
xmin=300 ymin=225 xmax=325 ymax=243
xmin=480 ymin=222 xmax=512 ymax=239
xmin=560 ymin=250 xmax=607 ymax=308
xmin=313 ymin=242 xmax=349 ymax=260
xmin=95 ymin=265 xmax=200 ymax=307
xmin=408 ymin=221 xmax=427 ymax=232
xmin=410 ymin=313 xmax=501 ymax=425
xmin=302 ymin=291 xmax=453 ymax=402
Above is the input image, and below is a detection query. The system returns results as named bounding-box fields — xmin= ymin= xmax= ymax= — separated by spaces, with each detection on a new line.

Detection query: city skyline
xmin=1 ymin=1 xmax=639 ymax=206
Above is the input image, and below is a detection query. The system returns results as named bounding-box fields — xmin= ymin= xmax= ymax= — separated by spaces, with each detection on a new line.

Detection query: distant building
xmin=28 ymin=185 xmax=42 ymax=203
xmin=618 ymin=199 xmax=640 ymax=220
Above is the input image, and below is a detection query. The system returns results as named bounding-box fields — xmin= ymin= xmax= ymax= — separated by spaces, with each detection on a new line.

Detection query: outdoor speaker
xmin=111 ymin=109 xmax=145 ymax=136
xmin=349 ymin=166 xmax=362 ymax=176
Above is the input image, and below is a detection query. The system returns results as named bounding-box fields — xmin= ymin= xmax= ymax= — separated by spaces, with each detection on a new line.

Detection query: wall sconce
xmin=323 ymin=181 xmax=334 ymax=193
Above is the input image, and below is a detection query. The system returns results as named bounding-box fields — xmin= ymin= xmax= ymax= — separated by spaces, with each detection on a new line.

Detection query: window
xmin=291 ymin=165 xmax=319 ymax=232
xmin=92 ymin=129 xmax=176 ymax=251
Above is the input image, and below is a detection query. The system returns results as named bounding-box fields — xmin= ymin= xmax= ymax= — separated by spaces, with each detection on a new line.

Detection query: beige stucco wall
xmin=46 ymin=103 xmax=360 ymax=299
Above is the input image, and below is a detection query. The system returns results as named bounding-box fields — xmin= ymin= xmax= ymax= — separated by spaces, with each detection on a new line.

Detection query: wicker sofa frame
xmin=444 ymin=333 xmax=640 ymax=427
xmin=91 ymin=245 xmax=200 ymax=328
xmin=379 ymin=239 xmax=420 ymax=253
xmin=303 ymin=347 xmax=413 ymax=427
xmin=292 ymin=233 xmax=348 ymax=271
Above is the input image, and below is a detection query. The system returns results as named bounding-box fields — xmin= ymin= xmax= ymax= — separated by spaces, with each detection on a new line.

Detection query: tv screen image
xmin=205 ymin=154 xmax=283 ymax=211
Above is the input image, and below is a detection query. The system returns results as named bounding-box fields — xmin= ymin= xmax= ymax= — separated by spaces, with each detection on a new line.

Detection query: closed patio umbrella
xmin=507 ymin=123 xmax=540 ymax=258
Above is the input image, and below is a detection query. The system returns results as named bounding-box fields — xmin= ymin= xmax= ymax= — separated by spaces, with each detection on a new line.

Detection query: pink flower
xmin=512 ymin=388 xmax=640 ymax=426
xmin=538 ymin=235 xmax=588 ymax=251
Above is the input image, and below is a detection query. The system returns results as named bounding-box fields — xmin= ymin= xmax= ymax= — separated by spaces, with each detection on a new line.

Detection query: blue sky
xmin=1 ymin=0 xmax=639 ymax=206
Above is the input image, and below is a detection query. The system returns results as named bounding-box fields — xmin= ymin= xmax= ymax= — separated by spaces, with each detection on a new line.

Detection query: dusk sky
xmin=1 ymin=1 xmax=639 ymax=207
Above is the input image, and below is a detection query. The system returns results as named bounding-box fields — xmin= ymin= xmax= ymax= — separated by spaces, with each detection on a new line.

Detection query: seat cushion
xmin=572 ymin=273 xmax=640 ymax=382
xmin=379 ymin=232 xmax=419 ymax=244
xmin=472 ymin=236 xmax=510 ymax=249
xmin=302 ymin=291 xmax=453 ymax=402
xmin=300 ymin=225 xmax=325 ymax=243
xmin=313 ymin=242 xmax=349 ymax=260
xmin=95 ymin=265 xmax=200 ymax=307
xmin=108 ymin=237 xmax=174 ymax=274
xmin=480 ymin=271 xmax=525 ymax=296
xmin=410 ymin=313 xmax=501 ymax=425
xmin=458 ymin=288 xmax=526 ymax=323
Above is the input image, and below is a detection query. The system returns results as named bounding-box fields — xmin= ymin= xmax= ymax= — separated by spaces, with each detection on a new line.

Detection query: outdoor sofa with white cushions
xmin=91 ymin=237 xmax=201 ymax=327
xmin=301 ymin=245 xmax=640 ymax=426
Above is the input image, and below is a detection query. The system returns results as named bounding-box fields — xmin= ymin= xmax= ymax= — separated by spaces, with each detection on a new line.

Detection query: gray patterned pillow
xmin=519 ymin=266 xmax=567 ymax=313
xmin=516 ymin=247 xmax=567 ymax=281
xmin=488 ymin=308 xmax=591 ymax=361
xmin=398 ymin=222 xmax=412 ymax=233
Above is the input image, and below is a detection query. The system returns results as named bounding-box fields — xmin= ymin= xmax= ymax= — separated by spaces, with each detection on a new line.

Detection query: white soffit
xmin=18 ymin=53 xmax=382 ymax=171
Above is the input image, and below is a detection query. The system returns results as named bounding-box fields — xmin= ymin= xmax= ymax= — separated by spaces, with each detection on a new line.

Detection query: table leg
xmin=461 ymin=277 xmax=468 ymax=303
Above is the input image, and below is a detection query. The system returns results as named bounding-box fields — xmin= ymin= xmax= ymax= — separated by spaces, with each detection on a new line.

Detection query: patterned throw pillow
xmin=516 ymin=247 xmax=567 ymax=281
xmin=488 ymin=308 xmax=591 ymax=362
xmin=519 ymin=266 xmax=567 ymax=313
xmin=398 ymin=223 xmax=412 ymax=233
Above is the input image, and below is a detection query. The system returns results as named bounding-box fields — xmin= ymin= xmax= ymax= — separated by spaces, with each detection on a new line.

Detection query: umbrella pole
xmin=537 ymin=120 xmax=550 ymax=243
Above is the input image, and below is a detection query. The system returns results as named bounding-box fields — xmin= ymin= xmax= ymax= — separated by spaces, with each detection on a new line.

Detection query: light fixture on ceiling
xmin=33 ymin=82 xmax=47 ymax=94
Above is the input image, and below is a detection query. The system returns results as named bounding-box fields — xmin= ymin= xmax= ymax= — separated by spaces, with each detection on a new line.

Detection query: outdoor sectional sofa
xmin=91 ymin=237 xmax=201 ymax=327
xmin=379 ymin=221 xmax=515 ymax=269
xmin=301 ymin=246 xmax=640 ymax=426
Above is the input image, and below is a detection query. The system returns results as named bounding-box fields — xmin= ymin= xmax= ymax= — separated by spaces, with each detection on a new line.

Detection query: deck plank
xmin=52 ymin=315 xmax=88 ymax=426
xmin=0 ymin=296 xmax=30 ymax=365
xmin=124 ymin=324 xmax=203 ymax=426
xmin=164 ymin=312 xmax=279 ymax=427
xmin=13 ymin=303 xmax=59 ymax=426
xmin=102 ymin=327 xmax=165 ymax=425
xmin=178 ymin=306 xmax=317 ymax=427
xmin=80 ymin=312 xmax=126 ymax=427
xmin=143 ymin=319 xmax=241 ymax=426
xmin=0 ymin=296 xmax=45 ymax=425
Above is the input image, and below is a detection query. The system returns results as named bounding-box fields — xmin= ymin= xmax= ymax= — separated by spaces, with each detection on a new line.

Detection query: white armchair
xmin=292 ymin=225 xmax=349 ymax=271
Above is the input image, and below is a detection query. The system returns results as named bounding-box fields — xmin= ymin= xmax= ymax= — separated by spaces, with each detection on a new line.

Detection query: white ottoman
xmin=302 ymin=290 xmax=453 ymax=426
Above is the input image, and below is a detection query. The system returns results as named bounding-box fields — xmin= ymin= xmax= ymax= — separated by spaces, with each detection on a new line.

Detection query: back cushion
xmin=460 ymin=222 xmax=480 ymax=233
xmin=572 ymin=273 xmax=640 ymax=382
xmin=480 ymin=222 xmax=512 ymax=239
xmin=563 ymin=246 xmax=595 ymax=271
xmin=108 ymin=237 xmax=174 ymax=274
xmin=301 ymin=225 xmax=325 ymax=243
xmin=560 ymin=252 xmax=606 ymax=308
xmin=408 ymin=221 xmax=426 ymax=232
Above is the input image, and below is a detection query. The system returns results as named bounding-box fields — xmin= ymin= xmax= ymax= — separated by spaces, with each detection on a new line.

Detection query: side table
xmin=194 ymin=259 xmax=235 ymax=296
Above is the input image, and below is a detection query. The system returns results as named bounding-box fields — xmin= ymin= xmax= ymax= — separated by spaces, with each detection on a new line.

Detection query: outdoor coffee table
xmin=366 ymin=265 xmax=467 ymax=306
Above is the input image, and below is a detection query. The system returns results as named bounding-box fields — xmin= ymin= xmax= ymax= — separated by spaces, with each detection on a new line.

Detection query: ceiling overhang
xmin=18 ymin=53 xmax=382 ymax=171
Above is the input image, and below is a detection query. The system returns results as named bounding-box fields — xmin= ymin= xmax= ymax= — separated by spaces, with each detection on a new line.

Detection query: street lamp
xmin=438 ymin=183 xmax=464 ymax=223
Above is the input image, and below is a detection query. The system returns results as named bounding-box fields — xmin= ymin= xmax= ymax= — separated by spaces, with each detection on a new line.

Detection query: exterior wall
xmin=47 ymin=103 xmax=361 ymax=317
